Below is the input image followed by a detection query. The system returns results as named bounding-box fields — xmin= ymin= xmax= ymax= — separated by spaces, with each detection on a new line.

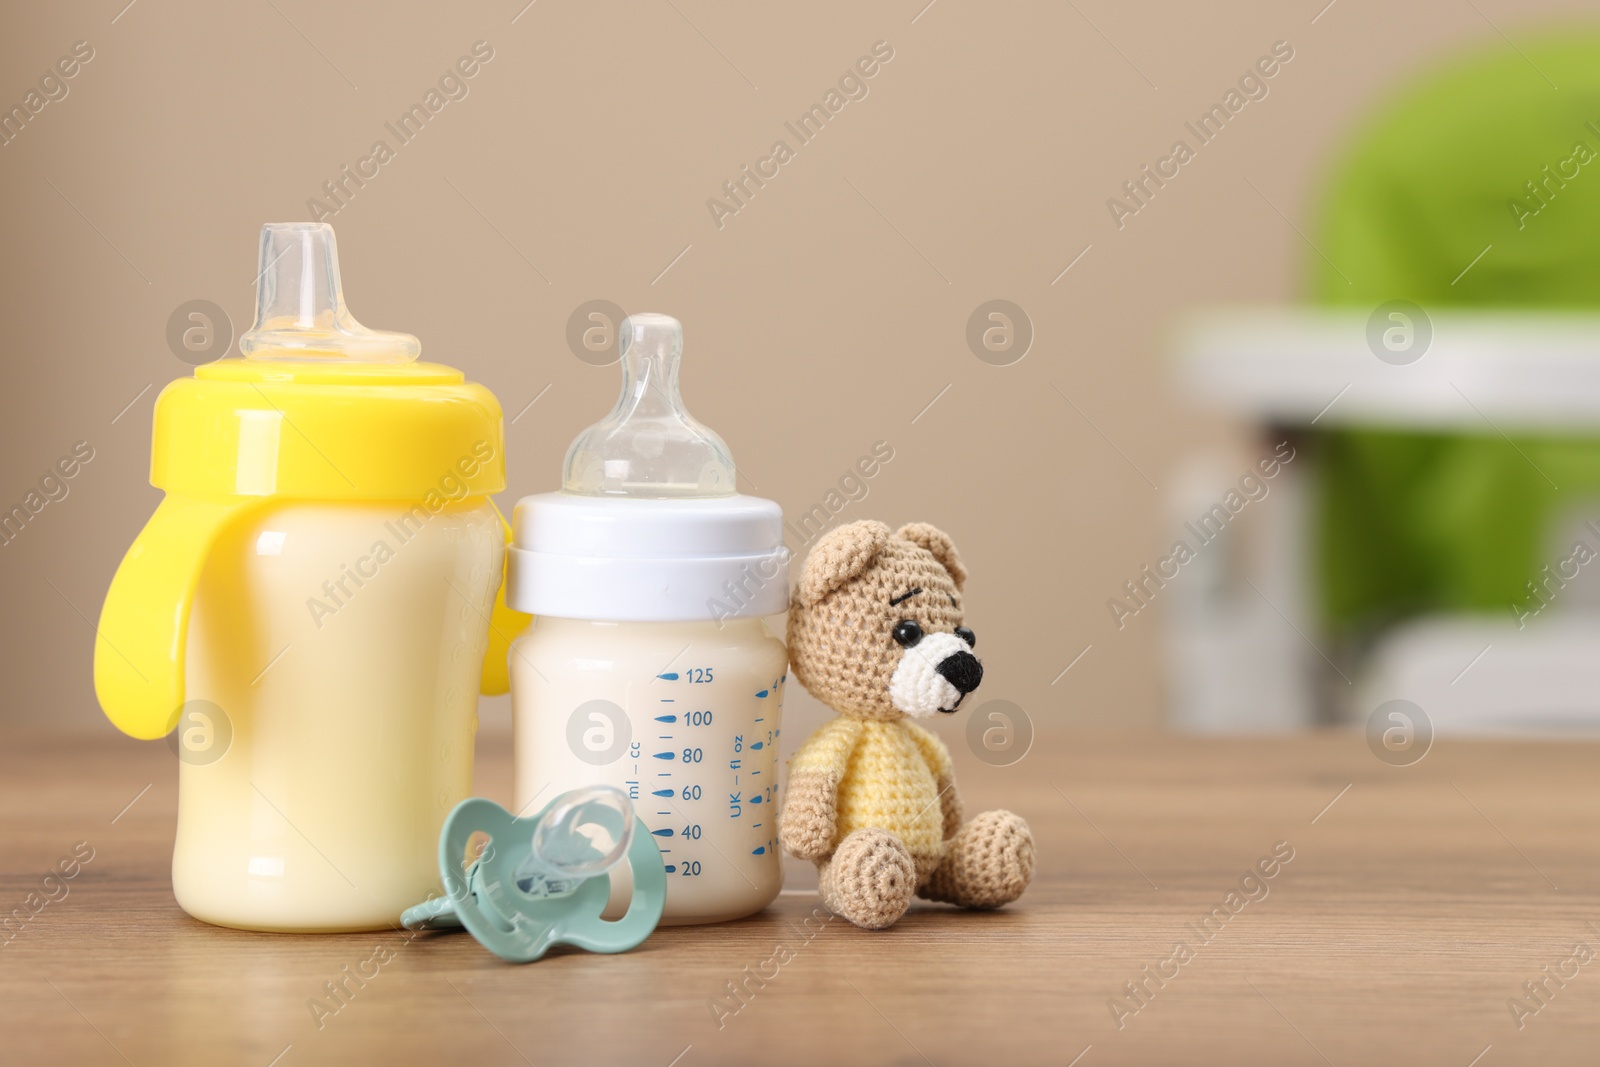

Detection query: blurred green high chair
xmin=1172 ymin=28 xmax=1600 ymax=734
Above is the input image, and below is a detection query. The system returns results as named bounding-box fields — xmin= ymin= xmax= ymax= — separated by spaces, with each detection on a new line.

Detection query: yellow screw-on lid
xmin=95 ymin=223 xmax=527 ymax=740
xmin=152 ymin=359 xmax=505 ymax=500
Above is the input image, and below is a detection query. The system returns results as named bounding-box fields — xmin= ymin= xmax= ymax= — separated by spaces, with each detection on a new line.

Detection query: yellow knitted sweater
xmin=788 ymin=717 xmax=952 ymax=860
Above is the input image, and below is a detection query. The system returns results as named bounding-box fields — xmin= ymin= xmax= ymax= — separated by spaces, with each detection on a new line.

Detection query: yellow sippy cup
xmin=506 ymin=313 xmax=789 ymax=925
xmin=95 ymin=222 xmax=529 ymax=932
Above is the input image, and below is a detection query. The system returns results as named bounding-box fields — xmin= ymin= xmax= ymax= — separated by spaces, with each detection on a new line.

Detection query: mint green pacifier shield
xmin=401 ymin=792 xmax=665 ymax=963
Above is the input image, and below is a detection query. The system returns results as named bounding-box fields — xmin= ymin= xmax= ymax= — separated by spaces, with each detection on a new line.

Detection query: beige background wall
xmin=1 ymin=0 xmax=1592 ymax=739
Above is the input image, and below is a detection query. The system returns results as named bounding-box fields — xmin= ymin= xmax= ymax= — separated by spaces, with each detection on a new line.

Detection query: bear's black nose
xmin=937 ymin=650 xmax=983 ymax=697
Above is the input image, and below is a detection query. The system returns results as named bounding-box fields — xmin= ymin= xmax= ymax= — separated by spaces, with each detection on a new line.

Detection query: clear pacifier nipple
xmin=514 ymin=785 xmax=635 ymax=896
xmin=240 ymin=222 xmax=420 ymax=362
xmin=562 ymin=313 xmax=737 ymax=497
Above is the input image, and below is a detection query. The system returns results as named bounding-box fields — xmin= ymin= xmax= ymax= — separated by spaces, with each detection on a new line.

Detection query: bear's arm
xmin=778 ymin=718 xmax=864 ymax=861
xmin=903 ymin=721 xmax=964 ymax=841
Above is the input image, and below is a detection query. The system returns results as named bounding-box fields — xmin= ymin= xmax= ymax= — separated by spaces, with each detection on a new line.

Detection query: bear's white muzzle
xmin=889 ymin=632 xmax=980 ymax=718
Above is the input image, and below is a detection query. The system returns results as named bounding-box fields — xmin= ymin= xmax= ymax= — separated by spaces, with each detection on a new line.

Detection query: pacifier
xmin=401 ymin=786 xmax=665 ymax=962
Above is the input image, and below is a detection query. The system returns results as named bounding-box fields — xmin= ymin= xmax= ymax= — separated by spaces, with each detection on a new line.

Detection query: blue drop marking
xmin=749 ymin=795 xmax=762 ymax=804
xmin=652 ymin=828 xmax=674 ymax=837
xmin=751 ymin=741 xmax=763 ymax=750
xmin=652 ymin=788 xmax=674 ymax=797
xmin=755 ymin=689 xmax=768 ymax=698
xmin=658 ymin=672 xmax=679 ymax=681
xmin=751 ymin=846 xmax=766 ymax=855
xmin=653 ymin=751 xmax=675 ymax=760
xmin=664 ymin=864 xmax=677 ymax=873
xmin=655 ymin=714 xmax=677 ymax=723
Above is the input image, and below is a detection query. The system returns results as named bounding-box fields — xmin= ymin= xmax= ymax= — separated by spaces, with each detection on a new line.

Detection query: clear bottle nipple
xmin=513 ymin=785 xmax=635 ymax=897
xmin=562 ymin=313 xmax=737 ymax=497
xmin=240 ymin=222 xmax=420 ymax=362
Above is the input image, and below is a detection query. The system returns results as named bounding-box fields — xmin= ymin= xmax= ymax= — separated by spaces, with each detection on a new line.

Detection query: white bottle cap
xmin=506 ymin=314 xmax=788 ymax=622
xmin=506 ymin=493 xmax=787 ymax=620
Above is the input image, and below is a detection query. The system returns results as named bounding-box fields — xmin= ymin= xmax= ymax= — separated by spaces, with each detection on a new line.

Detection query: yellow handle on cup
xmin=95 ymin=494 xmax=262 ymax=740
xmin=481 ymin=502 xmax=531 ymax=697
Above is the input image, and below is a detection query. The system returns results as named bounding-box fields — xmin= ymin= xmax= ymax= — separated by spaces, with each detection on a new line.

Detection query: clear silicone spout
xmin=514 ymin=785 xmax=636 ymax=897
xmin=561 ymin=313 xmax=736 ymax=497
xmin=239 ymin=222 xmax=420 ymax=362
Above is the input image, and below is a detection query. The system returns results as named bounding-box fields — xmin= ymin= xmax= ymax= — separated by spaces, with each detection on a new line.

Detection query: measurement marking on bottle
xmin=655 ymin=714 xmax=676 ymax=722
xmin=658 ymin=672 xmax=679 ymax=680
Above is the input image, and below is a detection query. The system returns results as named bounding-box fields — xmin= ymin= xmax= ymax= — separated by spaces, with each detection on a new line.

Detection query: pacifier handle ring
xmin=399 ymin=892 xmax=461 ymax=930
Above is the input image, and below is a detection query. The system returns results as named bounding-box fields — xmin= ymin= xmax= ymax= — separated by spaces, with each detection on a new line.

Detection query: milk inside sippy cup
xmin=506 ymin=313 xmax=789 ymax=925
xmin=94 ymin=222 xmax=529 ymax=933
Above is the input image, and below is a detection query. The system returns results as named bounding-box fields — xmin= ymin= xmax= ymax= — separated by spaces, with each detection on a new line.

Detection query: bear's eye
xmin=955 ymin=626 xmax=976 ymax=648
xmin=892 ymin=620 xmax=923 ymax=648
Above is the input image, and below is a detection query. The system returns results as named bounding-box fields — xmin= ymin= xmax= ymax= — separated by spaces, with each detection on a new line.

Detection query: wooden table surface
xmin=2 ymin=726 xmax=1598 ymax=1067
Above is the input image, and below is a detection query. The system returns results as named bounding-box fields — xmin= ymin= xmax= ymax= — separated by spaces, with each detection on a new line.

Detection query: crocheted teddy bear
xmin=778 ymin=520 xmax=1034 ymax=929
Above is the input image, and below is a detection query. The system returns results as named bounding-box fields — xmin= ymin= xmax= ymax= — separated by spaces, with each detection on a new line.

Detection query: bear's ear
xmin=797 ymin=520 xmax=891 ymax=605
xmin=894 ymin=523 xmax=967 ymax=591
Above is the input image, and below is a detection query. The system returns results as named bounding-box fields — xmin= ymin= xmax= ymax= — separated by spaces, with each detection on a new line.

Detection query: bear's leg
xmin=817 ymin=828 xmax=917 ymax=930
xmin=918 ymin=810 xmax=1034 ymax=910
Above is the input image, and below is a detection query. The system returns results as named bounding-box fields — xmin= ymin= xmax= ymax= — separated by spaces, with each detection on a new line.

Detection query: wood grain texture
xmin=2 ymin=727 xmax=1598 ymax=1066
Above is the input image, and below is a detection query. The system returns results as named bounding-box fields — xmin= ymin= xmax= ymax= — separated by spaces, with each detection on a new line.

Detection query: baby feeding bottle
xmin=506 ymin=313 xmax=788 ymax=925
xmin=94 ymin=222 xmax=528 ymax=932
